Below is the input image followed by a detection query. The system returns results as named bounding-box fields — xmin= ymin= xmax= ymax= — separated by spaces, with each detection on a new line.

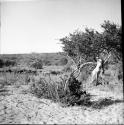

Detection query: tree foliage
xmin=60 ymin=20 xmax=122 ymax=65
xmin=101 ymin=21 xmax=122 ymax=60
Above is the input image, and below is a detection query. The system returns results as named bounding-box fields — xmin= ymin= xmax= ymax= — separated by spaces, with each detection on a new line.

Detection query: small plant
xmin=30 ymin=59 xmax=43 ymax=69
xmin=30 ymin=77 xmax=49 ymax=98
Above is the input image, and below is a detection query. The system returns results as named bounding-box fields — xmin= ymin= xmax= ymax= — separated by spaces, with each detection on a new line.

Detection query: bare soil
xmin=0 ymin=84 xmax=123 ymax=124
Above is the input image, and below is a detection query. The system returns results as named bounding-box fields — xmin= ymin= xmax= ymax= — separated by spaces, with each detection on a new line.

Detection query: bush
xmin=30 ymin=77 xmax=50 ymax=98
xmin=30 ymin=59 xmax=43 ymax=69
xmin=59 ymin=58 xmax=68 ymax=65
xmin=43 ymin=60 xmax=51 ymax=66
xmin=0 ymin=58 xmax=16 ymax=68
xmin=5 ymin=60 xmax=16 ymax=67
xmin=29 ymin=74 xmax=90 ymax=106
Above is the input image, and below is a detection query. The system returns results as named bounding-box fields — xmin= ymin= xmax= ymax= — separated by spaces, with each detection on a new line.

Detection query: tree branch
xmin=74 ymin=61 xmax=96 ymax=78
xmin=104 ymin=52 xmax=111 ymax=64
xmin=79 ymin=62 xmax=96 ymax=71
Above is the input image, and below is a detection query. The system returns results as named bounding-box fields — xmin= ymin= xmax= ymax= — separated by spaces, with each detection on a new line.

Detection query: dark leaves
xmin=60 ymin=20 xmax=122 ymax=63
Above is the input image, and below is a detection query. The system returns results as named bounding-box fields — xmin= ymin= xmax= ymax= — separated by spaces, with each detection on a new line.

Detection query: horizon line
xmin=0 ymin=51 xmax=64 ymax=55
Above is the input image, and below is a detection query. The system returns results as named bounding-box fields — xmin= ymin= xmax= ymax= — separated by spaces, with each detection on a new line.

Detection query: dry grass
xmin=0 ymin=62 xmax=123 ymax=124
xmin=29 ymin=74 xmax=83 ymax=105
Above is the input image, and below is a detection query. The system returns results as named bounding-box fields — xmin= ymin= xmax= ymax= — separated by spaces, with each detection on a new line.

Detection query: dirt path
xmin=0 ymin=85 xmax=124 ymax=124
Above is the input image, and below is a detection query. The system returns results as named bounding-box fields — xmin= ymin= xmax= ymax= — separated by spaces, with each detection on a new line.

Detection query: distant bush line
xmin=0 ymin=53 xmax=68 ymax=69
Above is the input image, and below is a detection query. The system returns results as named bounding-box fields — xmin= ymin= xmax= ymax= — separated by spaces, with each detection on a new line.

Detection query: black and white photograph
xmin=0 ymin=0 xmax=123 ymax=124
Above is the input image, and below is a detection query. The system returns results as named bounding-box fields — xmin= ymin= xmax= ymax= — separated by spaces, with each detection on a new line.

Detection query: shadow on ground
xmin=76 ymin=95 xmax=124 ymax=109
xmin=0 ymin=87 xmax=10 ymax=96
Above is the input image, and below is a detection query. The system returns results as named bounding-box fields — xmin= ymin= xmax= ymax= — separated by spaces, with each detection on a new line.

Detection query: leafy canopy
xmin=60 ymin=20 xmax=122 ymax=64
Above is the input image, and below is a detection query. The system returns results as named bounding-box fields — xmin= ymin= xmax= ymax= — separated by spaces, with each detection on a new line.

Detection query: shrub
xmin=43 ymin=59 xmax=51 ymax=66
xmin=59 ymin=58 xmax=68 ymax=65
xmin=0 ymin=58 xmax=16 ymax=68
xmin=29 ymin=74 xmax=90 ymax=106
xmin=30 ymin=77 xmax=50 ymax=98
xmin=30 ymin=59 xmax=43 ymax=69
xmin=5 ymin=60 xmax=16 ymax=67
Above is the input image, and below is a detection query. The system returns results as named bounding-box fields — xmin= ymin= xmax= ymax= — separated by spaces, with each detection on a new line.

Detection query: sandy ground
xmin=0 ymin=84 xmax=124 ymax=124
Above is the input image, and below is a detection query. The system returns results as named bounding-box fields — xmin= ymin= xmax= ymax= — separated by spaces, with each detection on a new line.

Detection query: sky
xmin=0 ymin=0 xmax=121 ymax=54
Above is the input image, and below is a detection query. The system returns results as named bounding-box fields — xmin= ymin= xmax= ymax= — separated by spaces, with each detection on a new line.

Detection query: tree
xmin=60 ymin=20 xmax=122 ymax=88
xmin=101 ymin=20 xmax=122 ymax=61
